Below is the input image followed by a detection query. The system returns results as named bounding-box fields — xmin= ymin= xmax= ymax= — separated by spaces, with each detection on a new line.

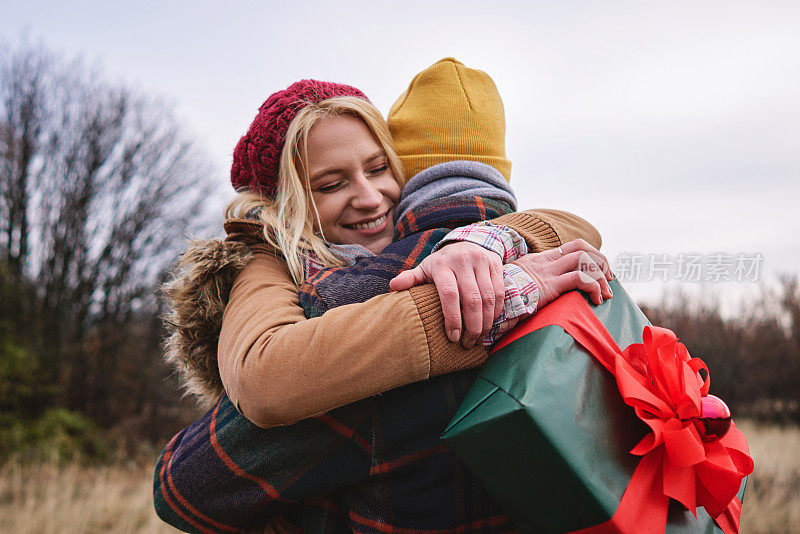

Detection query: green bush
xmin=0 ymin=336 xmax=51 ymax=413
xmin=0 ymin=408 xmax=111 ymax=463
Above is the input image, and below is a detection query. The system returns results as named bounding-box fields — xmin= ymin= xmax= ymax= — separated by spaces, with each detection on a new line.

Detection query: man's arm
xmin=153 ymin=395 xmax=368 ymax=532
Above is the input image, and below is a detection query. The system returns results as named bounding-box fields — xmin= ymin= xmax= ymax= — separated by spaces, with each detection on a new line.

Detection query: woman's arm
xmin=218 ymin=245 xmax=487 ymax=428
xmin=493 ymin=208 xmax=602 ymax=252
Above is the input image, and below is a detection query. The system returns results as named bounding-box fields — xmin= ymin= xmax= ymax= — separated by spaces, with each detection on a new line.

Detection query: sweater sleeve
xmin=490 ymin=208 xmax=602 ymax=252
xmin=218 ymin=246 xmax=488 ymax=428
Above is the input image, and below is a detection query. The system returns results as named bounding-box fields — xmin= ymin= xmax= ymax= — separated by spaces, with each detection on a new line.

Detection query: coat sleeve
xmin=217 ymin=245 xmax=488 ymax=428
xmin=490 ymin=208 xmax=602 ymax=252
xmin=153 ymin=395 xmax=363 ymax=532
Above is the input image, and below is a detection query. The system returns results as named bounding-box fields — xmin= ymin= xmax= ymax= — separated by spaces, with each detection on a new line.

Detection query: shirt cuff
xmin=481 ymin=263 xmax=539 ymax=346
xmin=433 ymin=222 xmax=529 ymax=262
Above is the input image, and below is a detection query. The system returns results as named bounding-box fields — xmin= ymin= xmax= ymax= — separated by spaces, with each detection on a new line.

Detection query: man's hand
xmin=511 ymin=239 xmax=614 ymax=308
xmin=389 ymin=242 xmax=504 ymax=348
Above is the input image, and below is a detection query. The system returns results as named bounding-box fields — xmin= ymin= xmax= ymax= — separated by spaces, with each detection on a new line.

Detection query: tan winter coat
xmin=162 ymin=209 xmax=602 ymax=427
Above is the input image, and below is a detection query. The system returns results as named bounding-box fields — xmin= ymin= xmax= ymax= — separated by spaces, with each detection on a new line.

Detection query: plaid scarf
xmin=300 ymin=195 xmax=509 ymax=317
xmin=155 ymin=196 xmax=521 ymax=533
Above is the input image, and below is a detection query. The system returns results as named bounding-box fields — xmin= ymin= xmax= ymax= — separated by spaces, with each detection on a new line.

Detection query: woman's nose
xmin=350 ymin=175 xmax=383 ymax=210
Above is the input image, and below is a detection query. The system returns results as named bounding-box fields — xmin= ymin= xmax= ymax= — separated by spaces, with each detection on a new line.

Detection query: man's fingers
xmin=550 ymin=251 xmax=588 ymax=275
xmin=559 ymin=238 xmax=592 ymax=256
xmin=560 ymin=239 xmax=613 ymax=280
xmin=575 ymin=252 xmax=613 ymax=299
xmin=582 ymin=249 xmax=613 ymax=282
xmin=474 ymin=265 xmax=497 ymax=344
xmin=555 ymin=270 xmax=604 ymax=305
xmin=553 ymin=251 xmax=613 ymax=299
xmin=455 ymin=271 xmax=483 ymax=349
xmin=432 ymin=268 xmax=462 ymax=343
xmin=575 ymin=271 xmax=605 ymax=305
xmin=389 ymin=267 xmax=426 ymax=291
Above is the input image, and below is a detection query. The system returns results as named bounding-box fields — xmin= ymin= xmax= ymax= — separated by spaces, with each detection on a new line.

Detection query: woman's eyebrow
xmin=310 ymin=167 xmax=344 ymax=183
xmin=364 ymin=151 xmax=386 ymax=164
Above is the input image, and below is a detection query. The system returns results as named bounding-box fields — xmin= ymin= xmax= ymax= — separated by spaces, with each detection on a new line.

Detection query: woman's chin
xmin=360 ymin=234 xmax=393 ymax=254
xmin=340 ymin=227 xmax=393 ymax=254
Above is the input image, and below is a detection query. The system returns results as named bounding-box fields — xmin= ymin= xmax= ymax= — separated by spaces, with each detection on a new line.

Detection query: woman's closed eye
xmin=366 ymin=164 xmax=389 ymax=176
xmin=316 ymin=181 xmax=345 ymax=194
xmin=315 ymin=163 xmax=389 ymax=193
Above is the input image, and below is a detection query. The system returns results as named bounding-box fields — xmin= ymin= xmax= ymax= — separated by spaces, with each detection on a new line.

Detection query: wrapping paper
xmin=442 ymin=278 xmax=751 ymax=533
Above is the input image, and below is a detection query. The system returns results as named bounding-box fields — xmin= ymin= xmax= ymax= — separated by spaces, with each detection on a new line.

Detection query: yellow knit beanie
xmin=388 ymin=57 xmax=511 ymax=182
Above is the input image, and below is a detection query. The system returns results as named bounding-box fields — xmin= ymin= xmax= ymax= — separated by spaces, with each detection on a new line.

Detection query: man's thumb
xmin=389 ymin=268 xmax=421 ymax=291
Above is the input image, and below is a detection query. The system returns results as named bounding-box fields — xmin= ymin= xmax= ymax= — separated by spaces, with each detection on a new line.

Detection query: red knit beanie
xmin=231 ymin=79 xmax=369 ymax=196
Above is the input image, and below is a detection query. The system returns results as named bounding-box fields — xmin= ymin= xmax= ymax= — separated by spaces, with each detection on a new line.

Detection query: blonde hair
xmin=225 ymin=96 xmax=406 ymax=284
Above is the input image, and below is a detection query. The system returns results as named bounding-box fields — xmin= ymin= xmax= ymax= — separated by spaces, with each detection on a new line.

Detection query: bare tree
xmin=1 ymin=40 xmax=216 ymax=426
xmin=643 ymin=277 xmax=800 ymax=424
xmin=0 ymin=43 xmax=49 ymax=329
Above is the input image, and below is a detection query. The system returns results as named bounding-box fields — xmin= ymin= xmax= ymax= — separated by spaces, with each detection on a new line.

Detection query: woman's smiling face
xmin=305 ymin=115 xmax=401 ymax=254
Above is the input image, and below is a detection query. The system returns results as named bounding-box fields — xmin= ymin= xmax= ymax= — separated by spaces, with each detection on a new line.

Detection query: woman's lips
xmin=344 ymin=210 xmax=391 ymax=235
xmin=349 ymin=213 xmax=386 ymax=230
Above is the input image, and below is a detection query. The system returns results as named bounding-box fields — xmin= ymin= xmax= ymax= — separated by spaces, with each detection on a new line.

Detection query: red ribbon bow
xmin=493 ymin=291 xmax=754 ymax=534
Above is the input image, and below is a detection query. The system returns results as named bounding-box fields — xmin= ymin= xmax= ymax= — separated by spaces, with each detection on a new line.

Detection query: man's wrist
xmin=434 ymin=222 xmax=528 ymax=262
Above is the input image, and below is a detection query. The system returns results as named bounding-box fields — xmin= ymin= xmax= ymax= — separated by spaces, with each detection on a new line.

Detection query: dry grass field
xmin=0 ymin=459 xmax=177 ymax=533
xmin=737 ymin=420 xmax=800 ymax=534
xmin=0 ymin=420 xmax=797 ymax=533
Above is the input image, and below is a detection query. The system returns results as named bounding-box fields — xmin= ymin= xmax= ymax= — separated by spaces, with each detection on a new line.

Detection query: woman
xmin=157 ymin=69 xmax=611 ymax=531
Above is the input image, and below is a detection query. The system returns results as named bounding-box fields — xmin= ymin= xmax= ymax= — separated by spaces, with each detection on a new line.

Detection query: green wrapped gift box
xmin=441 ymin=278 xmax=747 ymax=533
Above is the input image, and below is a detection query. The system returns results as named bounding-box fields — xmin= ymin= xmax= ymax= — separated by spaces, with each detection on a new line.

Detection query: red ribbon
xmin=492 ymin=291 xmax=754 ymax=534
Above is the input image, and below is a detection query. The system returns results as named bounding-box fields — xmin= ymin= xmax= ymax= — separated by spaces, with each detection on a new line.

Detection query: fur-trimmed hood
xmin=161 ymin=219 xmax=264 ymax=407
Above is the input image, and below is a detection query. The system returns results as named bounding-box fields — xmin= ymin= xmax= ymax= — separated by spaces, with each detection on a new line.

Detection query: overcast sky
xmin=2 ymin=0 xmax=798 ymax=305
